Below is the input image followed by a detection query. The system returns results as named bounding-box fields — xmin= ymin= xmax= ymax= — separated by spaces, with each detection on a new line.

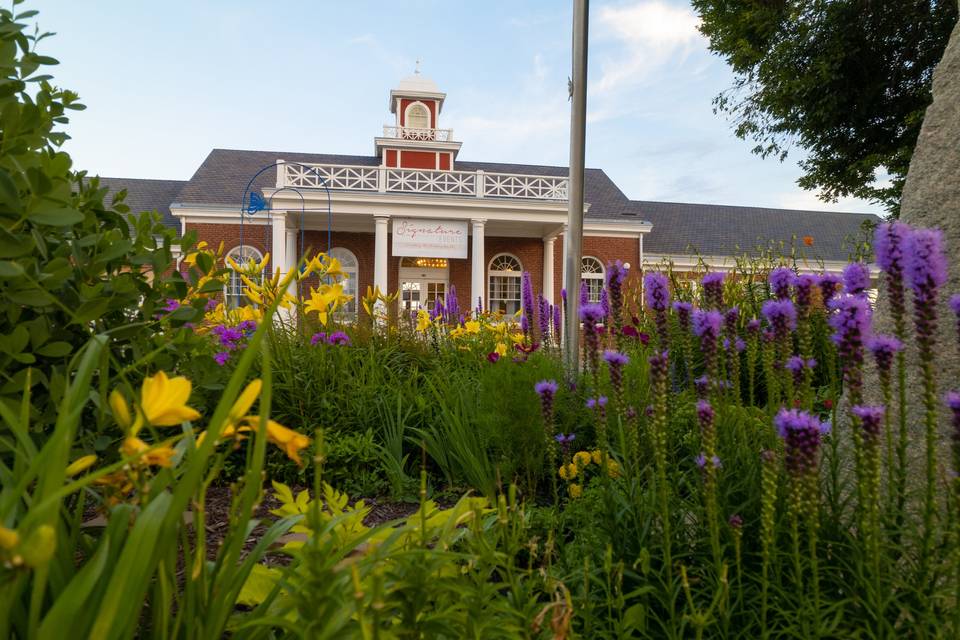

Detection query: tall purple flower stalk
xmin=521 ymin=271 xmax=535 ymax=338
xmin=673 ymin=301 xmax=693 ymax=333
xmin=445 ymin=285 xmax=460 ymax=325
xmin=538 ymin=294 xmax=550 ymax=343
xmin=769 ymin=267 xmax=796 ymax=300
xmin=904 ymin=227 xmax=948 ymax=580
xmin=552 ymin=304 xmax=562 ymax=345
xmin=775 ymin=408 xmax=830 ymax=518
xmin=644 ymin=272 xmax=671 ymax=347
xmin=702 ymin=272 xmax=725 ymax=309
xmin=607 ymin=260 xmax=628 ymax=343
xmin=818 ymin=274 xmax=842 ymax=306
xmin=852 ymin=404 xmax=884 ymax=566
xmin=875 ymin=222 xmax=910 ymax=329
xmin=536 ymin=379 xmax=560 ymax=500
xmin=674 ymin=300 xmax=695 ymax=387
xmin=693 ymin=310 xmax=723 ymax=394
xmin=603 ymin=350 xmax=629 ymax=410
xmin=579 ymin=280 xmax=589 ymax=306
xmin=946 ymin=391 xmax=960 ymax=477
xmin=762 ymin=299 xmax=797 ymax=339
xmin=697 ymin=398 xmax=722 ymax=565
xmin=795 ymin=274 xmax=817 ymax=312
xmin=827 ymin=294 xmax=871 ymax=405
xmin=950 ymin=294 xmax=960 ymax=352
xmin=580 ymin=303 xmax=605 ymax=382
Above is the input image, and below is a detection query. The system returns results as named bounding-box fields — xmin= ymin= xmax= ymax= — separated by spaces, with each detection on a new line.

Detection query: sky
xmin=32 ymin=0 xmax=882 ymax=214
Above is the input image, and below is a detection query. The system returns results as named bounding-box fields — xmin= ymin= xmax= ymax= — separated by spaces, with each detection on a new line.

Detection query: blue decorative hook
xmin=245 ymin=191 xmax=269 ymax=215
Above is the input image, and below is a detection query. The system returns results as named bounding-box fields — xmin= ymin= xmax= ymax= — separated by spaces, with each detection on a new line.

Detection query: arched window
xmin=225 ymin=245 xmax=264 ymax=309
xmin=405 ymin=102 xmax=430 ymax=130
xmin=488 ymin=253 xmax=523 ymax=315
xmin=329 ymin=247 xmax=359 ymax=319
xmin=581 ymin=256 xmax=605 ymax=304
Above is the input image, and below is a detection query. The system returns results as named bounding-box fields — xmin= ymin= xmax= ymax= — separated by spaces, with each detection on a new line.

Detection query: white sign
xmin=392 ymin=218 xmax=468 ymax=259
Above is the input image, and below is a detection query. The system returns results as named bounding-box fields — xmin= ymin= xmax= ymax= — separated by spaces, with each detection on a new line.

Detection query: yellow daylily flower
xmin=257 ymin=252 xmax=271 ymax=271
xmin=568 ymin=483 xmax=583 ymax=499
xmin=228 ymin=379 xmax=262 ymax=425
xmin=509 ymin=333 xmax=525 ymax=345
xmin=65 ymin=454 xmax=98 ymax=477
xmin=573 ymin=451 xmax=593 ymax=468
xmin=449 ymin=327 xmax=465 ymax=339
xmin=109 ymin=389 xmax=133 ymax=431
xmin=416 ymin=309 xmax=432 ymax=332
xmin=121 ymin=436 xmax=176 ymax=468
xmin=140 ymin=371 xmax=201 ymax=427
xmin=591 ymin=450 xmax=603 ymax=465
xmin=495 ymin=342 xmax=508 ymax=357
xmin=322 ymin=256 xmax=345 ymax=279
xmin=464 ymin=320 xmax=480 ymax=335
xmin=249 ymin=418 xmax=311 ymax=466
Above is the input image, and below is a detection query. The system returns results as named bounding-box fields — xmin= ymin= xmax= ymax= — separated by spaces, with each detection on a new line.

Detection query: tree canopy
xmin=691 ymin=0 xmax=958 ymax=215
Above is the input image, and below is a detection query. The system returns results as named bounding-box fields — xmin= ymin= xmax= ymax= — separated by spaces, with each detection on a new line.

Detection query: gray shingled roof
xmin=98 ymin=177 xmax=185 ymax=232
xmin=610 ymin=200 xmax=878 ymax=262
xmin=107 ymin=148 xmax=881 ymax=261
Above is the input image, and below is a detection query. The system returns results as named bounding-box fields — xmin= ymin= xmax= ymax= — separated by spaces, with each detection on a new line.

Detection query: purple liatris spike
xmin=769 ymin=267 xmax=796 ymax=300
xmin=644 ymin=272 xmax=670 ymax=312
xmin=950 ymin=294 xmax=960 ymax=349
xmin=580 ymin=303 xmax=605 ymax=375
xmin=606 ymin=260 xmax=628 ymax=324
xmin=724 ymin=306 xmax=739 ymax=336
xmin=852 ymin=405 xmax=884 ymax=446
xmin=538 ymin=294 xmax=550 ymax=339
xmin=327 ymin=331 xmax=351 ymax=346
xmin=648 ymin=350 xmax=669 ymax=382
xmin=761 ymin=299 xmax=797 ymax=339
xmin=697 ymin=399 xmax=715 ymax=439
xmin=535 ymin=379 xmax=559 ymax=429
xmin=827 ymin=295 xmax=871 ymax=401
xmin=746 ymin=318 xmax=761 ymax=334
xmin=521 ymin=271 xmax=535 ymax=329
xmin=905 ymin=227 xmax=948 ymax=300
xmin=579 ymin=280 xmax=590 ymax=306
xmin=945 ymin=392 xmax=960 ymax=471
xmin=520 ymin=314 xmax=530 ymax=334
xmin=603 ymin=350 xmax=629 ymax=402
xmin=875 ymin=222 xmax=910 ymax=275
xmin=795 ymin=274 xmax=817 ymax=311
xmin=843 ymin=262 xmax=870 ymax=296
xmin=673 ymin=302 xmax=693 ymax=340
xmin=552 ymin=304 xmax=562 ymax=342
xmin=310 ymin=332 xmax=327 ymax=346
xmin=445 ymin=285 xmax=459 ymax=324
xmin=775 ymin=408 xmax=830 ymax=477
xmin=430 ymin=296 xmax=444 ymax=321
xmin=786 ymin=355 xmax=815 ymax=388
xmin=693 ymin=310 xmax=723 ymax=340
xmin=599 ymin=287 xmax=610 ymax=318
xmin=702 ymin=272 xmax=725 ymax=308
xmin=695 ymin=453 xmax=721 ymax=469
xmin=866 ymin=335 xmax=902 ymax=375
xmin=818 ymin=273 xmax=842 ymax=305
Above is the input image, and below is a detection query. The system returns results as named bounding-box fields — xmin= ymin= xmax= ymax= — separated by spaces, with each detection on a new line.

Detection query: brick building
xmin=102 ymin=73 xmax=878 ymax=317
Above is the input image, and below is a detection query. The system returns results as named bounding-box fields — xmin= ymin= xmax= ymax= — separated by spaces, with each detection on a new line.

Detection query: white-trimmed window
xmin=581 ymin=256 xmax=605 ymax=303
xmin=329 ymin=247 xmax=359 ymax=319
xmin=225 ymin=245 xmax=263 ymax=309
xmin=405 ymin=102 xmax=430 ymax=129
xmin=488 ymin=253 xmax=523 ymax=315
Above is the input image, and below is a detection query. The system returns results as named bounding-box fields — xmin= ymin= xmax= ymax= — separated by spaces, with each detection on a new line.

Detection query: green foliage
xmin=691 ymin=0 xmax=958 ymax=213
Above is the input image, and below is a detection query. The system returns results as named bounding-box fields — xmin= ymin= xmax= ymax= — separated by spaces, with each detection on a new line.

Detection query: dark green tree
xmin=691 ymin=0 xmax=958 ymax=215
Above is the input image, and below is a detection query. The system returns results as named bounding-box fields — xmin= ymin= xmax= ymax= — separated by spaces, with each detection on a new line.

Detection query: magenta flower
xmin=214 ymin=351 xmax=230 ymax=366
xmin=327 ymin=331 xmax=351 ymax=346
xmin=163 ymin=298 xmax=181 ymax=312
xmin=769 ymin=267 xmax=796 ymax=300
xmin=487 ymin=351 xmax=500 ymax=363
xmin=310 ymin=332 xmax=327 ymax=346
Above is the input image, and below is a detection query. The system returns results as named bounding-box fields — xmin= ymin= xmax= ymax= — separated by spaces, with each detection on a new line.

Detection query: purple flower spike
xmin=327 ymin=331 xmax=351 ymax=346
xmin=875 ymin=222 xmax=911 ymax=275
xmin=579 ymin=280 xmax=590 ymax=306
xmin=946 ymin=392 xmax=960 ymax=457
xmin=828 ymin=295 xmax=871 ymax=355
xmin=643 ymin=272 xmax=670 ymax=312
xmin=866 ymin=335 xmax=903 ymax=374
xmin=852 ymin=405 xmax=884 ymax=444
xmin=795 ymin=274 xmax=818 ymax=310
xmin=310 ymin=331 xmax=327 ymax=346
xmin=702 ymin=272 xmax=725 ymax=308
xmin=579 ymin=303 xmax=604 ymax=324
xmin=695 ymin=453 xmax=721 ymax=469
xmin=818 ymin=274 xmax=842 ymax=305
xmin=769 ymin=267 xmax=797 ymax=300
xmin=762 ymin=299 xmax=797 ymax=338
xmin=553 ymin=304 xmax=562 ymax=341
xmin=746 ymin=318 xmax=761 ymax=334
xmin=692 ymin=310 xmax=723 ymax=339
xmin=602 ymin=350 xmax=629 ymax=367
xmin=775 ymin=408 xmax=829 ymax=477
xmin=843 ymin=262 xmax=871 ymax=296
xmin=950 ymin=294 xmax=960 ymax=316
xmin=905 ymin=228 xmax=948 ymax=298
xmin=535 ymin=380 xmax=559 ymax=397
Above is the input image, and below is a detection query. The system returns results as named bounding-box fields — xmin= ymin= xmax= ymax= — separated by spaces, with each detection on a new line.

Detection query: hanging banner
xmin=392 ymin=218 xmax=468 ymax=259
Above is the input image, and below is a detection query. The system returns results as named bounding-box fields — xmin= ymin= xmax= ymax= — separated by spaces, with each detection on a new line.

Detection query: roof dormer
xmin=376 ymin=65 xmax=462 ymax=171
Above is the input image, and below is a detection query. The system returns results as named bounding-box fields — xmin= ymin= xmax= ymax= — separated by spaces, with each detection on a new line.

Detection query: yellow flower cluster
xmin=558 ymin=450 xmax=621 ymax=488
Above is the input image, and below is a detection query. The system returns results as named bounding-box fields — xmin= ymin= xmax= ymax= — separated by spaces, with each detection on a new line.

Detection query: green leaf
xmin=27 ymin=206 xmax=84 ymax=226
xmin=0 ymin=260 xmax=24 ymax=277
xmin=71 ymin=299 xmax=109 ymax=325
xmin=35 ymin=342 xmax=71 ymax=357
xmin=235 ymin=564 xmax=282 ymax=608
xmin=0 ymin=168 xmax=21 ymax=213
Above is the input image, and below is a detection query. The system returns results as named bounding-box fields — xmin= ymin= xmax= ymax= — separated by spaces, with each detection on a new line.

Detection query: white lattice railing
xmin=381 ymin=125 xmax=454 ymax=142
xmin=280 ymin=163 xmax=568 ymax=201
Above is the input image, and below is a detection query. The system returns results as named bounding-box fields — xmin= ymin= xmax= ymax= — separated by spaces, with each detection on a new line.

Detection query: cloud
xmin=593 ymin=1 xmax=703 ymax=93
xmin=777 ymin=190 xmax=880 ymax=214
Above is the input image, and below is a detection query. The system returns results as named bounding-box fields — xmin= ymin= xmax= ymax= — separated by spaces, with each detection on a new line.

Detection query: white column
xmin=271 ymin=213 xmax=287 ymax=277
xmin=374 ymin=215 xmax=390 ymax=293
xmin=560 ymin=225 xmax=569 ymax=296
xmin=285 ymin=228 xmax=298 ymax=300
xmin=542 ymin=237 xmax=555 ymax=303
xmin=470 ymin=218 xmax=486 ymax=313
